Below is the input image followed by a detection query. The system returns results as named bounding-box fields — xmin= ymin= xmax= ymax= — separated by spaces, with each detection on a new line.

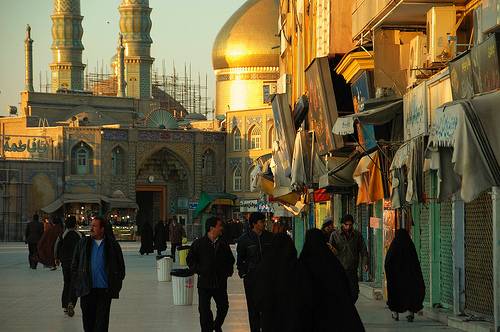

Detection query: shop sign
xmin=429 ymin=106 xmax=460 ymax=146
xmin=404 ymin=82 xmax=428 ymax=140
xmin=239 ymin=199 xmax=274 ymax=213
xmin=188 ymin=201 xmax=198 ymax=210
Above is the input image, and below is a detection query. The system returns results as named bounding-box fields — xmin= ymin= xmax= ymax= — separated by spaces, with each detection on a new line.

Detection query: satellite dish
xmin=145 ymin=109 xmax=179 ymax=129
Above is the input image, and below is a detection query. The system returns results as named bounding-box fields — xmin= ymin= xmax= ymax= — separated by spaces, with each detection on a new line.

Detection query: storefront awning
xmin=319 ymin=152 xmax=360 ymax=192
xmin=41 ymin=193 xmax=103 ymax=214
xmin=102 ymin=197 xmax=139 ymax=210
xmin=333 ymin=99 xmax=403 ymax=135
xmin=194 ymin=192 xmax=237 ymax=218
xmin=428 ymin=90 xmax=500 ymax=202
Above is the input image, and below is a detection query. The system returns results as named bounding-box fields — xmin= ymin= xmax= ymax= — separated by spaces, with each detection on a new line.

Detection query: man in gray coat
xmin=330 ymin=214 xmax=368 ymax=303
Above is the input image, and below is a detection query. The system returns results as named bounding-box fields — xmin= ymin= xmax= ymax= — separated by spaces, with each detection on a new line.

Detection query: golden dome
xmin=212 ymin=0 xmax=279 ymax=70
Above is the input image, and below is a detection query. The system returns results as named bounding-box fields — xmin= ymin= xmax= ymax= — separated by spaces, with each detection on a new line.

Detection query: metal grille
xmin=439 ymin=200 xmax=454 ymax=307
xmin=420 ymin=171 xmax=431 ymax=304
xmin=465 ymin=191 xmax=494 ymax=319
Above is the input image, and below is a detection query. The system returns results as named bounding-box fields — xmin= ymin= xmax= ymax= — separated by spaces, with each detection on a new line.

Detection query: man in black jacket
xmin=71 ymin=216 xmax=125 ymax=332
xmin=25 ymin=214 xmax=44 ymax=269
xmin=54 ymin=216 xmax=82 ymax=317
xmin=187 ymin=217 xmax=235 ymax=332
xmin=236 ymin=212 xmax=273 ymax=332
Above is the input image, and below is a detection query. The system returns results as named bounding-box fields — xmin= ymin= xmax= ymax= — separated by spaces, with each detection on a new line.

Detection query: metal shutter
xmin=464 ymin=191 xmax=494 ymax=319
xmin=439 ymin=200 xmax=453 ymax=307
xmin=420 ymin=171 xmax=431 ymax=304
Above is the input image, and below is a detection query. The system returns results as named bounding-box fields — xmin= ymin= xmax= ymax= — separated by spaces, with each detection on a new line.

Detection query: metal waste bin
xmin=170 ymin=269 xmax=195 ymax=305
xmin=176 ymin=245 xmax=190 ymax=266
xmin=156 ymin=256 xmax=173 ymax=282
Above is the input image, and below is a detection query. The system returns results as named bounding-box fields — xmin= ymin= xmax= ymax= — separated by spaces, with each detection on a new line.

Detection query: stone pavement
xmin=0 ymin=242 xmax=460 ymax=331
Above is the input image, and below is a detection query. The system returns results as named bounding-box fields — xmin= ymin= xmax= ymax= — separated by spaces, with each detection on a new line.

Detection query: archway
xmin=136 ymin=147 xmax=191 ymax=231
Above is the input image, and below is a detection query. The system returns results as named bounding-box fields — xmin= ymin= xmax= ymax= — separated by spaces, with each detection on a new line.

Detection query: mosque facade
xmin=211 ymin=0 xmax=280 ymax=215
xmin=0 ymin=0 xmax=226 ymax=241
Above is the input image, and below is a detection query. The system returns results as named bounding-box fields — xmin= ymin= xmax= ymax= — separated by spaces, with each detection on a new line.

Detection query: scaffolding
xmin=37 ymin=60 xmax=214 ymax=119
xmin=152 ymin=61 xmax=212 ymax=118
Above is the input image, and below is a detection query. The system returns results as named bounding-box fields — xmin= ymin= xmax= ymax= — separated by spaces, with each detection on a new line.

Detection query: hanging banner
xmin=403 ymin=82 xmax=428 ymax=140
xmin=305 ymin=57 xmax=344 ymax=155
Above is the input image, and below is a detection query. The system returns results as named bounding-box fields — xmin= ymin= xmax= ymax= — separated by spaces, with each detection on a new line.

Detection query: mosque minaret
xmin=50 ymin=0 xmax=85 ymax=92
xmin=24 ymin=25 xmax=34 ymax=92
xmin=119 ymin=0 xmax=154 ymax=99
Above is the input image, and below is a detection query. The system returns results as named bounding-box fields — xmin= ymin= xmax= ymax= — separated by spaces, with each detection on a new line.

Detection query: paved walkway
xmin=0 ymin=242 xmax=459 ymax=331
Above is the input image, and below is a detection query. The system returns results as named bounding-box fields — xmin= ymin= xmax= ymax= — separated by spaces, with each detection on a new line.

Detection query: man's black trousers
xmin=80 ymin=288 xmax=112 ymax=332
xmin=243 ymin=277 xmax=261 ymax=332
xmin=28 ymin=242 xmax=38 ymax=268
xmin=61 ymin=263 xmax=77 ymax=309
xmin=171 ymin=243 xmax=180 ymax=262
xmin=198 ymin=286 xmax=229 ymax=332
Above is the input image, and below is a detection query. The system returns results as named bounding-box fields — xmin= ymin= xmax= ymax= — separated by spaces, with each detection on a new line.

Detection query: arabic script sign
xmin=3 ymin=136 xmax=50 ymax=154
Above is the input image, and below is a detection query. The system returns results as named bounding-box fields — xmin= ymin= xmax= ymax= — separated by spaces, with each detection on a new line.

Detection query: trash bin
xmin=170 ymin=269 xmax=195 ymax=305
xmin=176 ymin=245 xmax=191 ymax=266
xmin=156 ymin=255 xmax=173 ymax=282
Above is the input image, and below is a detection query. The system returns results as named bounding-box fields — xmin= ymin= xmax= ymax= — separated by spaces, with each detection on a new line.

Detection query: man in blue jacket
xmin=71 ymin=216 xmax=125 ymax=332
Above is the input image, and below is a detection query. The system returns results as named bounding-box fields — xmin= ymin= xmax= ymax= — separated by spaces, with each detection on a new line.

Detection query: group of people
xmin=139 ymin=218 xmax=186 ymax=261
xmin=187 ymin=212 xmax=365 ymax=332
xmin=187 ymin=211 xmax=426 ymax=332
xmin=24 ymin=209 xmax=425 ymax=332
xmin=25 ymin=214 xmax=64 ymax=270
xmin=25 ymin=214 xmax=125 ymax=332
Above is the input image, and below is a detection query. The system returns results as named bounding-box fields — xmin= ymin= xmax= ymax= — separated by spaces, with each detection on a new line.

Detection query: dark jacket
xmin=187 ymin=235 xmax=235 ymax=289
xmin=54 ymin=229 xmax=82 ymax=266
xmin=169 ymin=223 xmax=186 ymax=244
xmin=25 ymin=220 xmax=44 ymax=244
xmin=71 ymin=236 xmax=126 ymax=299
xmin=236 ymin=229 xmax=273 ymax=279
xmin=255 ymin=233 xmax=298 ymax=332
xmin=154 ymin=222 xmax=168 ymax=252
xmin=330 ymin=228 xmax=368 ymax=271
xmin=297 ymin=229 xmax=365 ymax=332
xmin=385 ymin=229 xmax=425 ymax=313
xmin=140 ymin=222 xmax=154 ymax=254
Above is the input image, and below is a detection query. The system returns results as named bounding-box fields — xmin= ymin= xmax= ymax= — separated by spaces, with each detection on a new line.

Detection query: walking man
xmin=321 ymin=216 xmax=335 ymax=243
xmin=236 ymin=212 xmax=273 ymax=332
xmin=169 ymin=218 xmax=186 ymax=262
xmin=187 ymin=217 xmax=235 ymax=332
xmin=71 ymin=216 xmax=125 ymax=332
xmin=54 ymin=216 xmax=82 ymax=317
xmin=25 ymin=214 xmax=44 ymax=269
xmin=330 ymin=214 xmax=368 ymax=303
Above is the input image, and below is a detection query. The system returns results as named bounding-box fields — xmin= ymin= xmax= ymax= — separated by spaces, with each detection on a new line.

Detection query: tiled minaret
xmin=50 ymin=0 xmax=85 ymax=92
xmin=119 ymin=0 xmax=154 ymax=99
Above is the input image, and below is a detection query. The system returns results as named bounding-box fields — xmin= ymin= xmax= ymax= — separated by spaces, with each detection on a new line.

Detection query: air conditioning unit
xmin=408 ymin=34 xmax=428 ymax=87
xmin=427 ymin=6 xmax=456 ymax=64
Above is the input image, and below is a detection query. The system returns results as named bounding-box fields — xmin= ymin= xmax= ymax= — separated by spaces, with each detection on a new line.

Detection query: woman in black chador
xmin=139 ymin=222 xmax=154 ymax=255
xmin=296 ymin=229 xmax=365 ymax=332
xmin=384 ymin=228 xmax=425 ymax=322
xmin=254 ymin=233 xmax=298 ymax=332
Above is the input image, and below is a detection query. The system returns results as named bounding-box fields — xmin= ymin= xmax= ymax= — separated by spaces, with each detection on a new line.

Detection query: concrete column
xmin=452 ymin=194 xmax=465 ymax=316
xmin=492 ymin=186 xmax=500 ymax=331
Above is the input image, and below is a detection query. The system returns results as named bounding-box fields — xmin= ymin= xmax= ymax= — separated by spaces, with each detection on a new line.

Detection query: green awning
xmin=193 ymin=192 xmax=237 ymax=217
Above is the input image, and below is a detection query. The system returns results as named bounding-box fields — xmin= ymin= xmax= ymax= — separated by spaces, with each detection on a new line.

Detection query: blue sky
xmin=0 ymin=0 xmax=245 ymax=115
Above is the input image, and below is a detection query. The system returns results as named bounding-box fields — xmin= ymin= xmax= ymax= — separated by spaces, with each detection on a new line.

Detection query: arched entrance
xmin=136 ymin=148 xmax=191 ymax=230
